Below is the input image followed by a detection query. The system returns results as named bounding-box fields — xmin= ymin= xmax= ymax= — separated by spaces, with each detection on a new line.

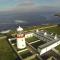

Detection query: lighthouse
xmin=16 ymin=26 xmax=26 ymax=49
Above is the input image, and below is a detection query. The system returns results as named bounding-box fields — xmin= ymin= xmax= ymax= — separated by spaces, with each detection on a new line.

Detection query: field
xmin=19 ymin=50 xmax=40 ymax=60
xmin=31 ymin=40 xmax=46 ymax=49
xmin=44 ymin=26 xmax=60 ymax=35
xmin=26 ymin=36 xmax=39 ymax=43
xmin=20 ymin=50 xmax=33 ymax=59
xmin=0 ymin=38 xmax=16 ymax=60
xmin=24 ymin=24 xmax=54 ymax=32
xmin=55 ymin=45 xmax=60 ymax=52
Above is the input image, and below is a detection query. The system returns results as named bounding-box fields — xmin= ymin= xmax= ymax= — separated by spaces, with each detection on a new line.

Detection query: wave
xmin=15 ymin=20 xmax=27 ymax=24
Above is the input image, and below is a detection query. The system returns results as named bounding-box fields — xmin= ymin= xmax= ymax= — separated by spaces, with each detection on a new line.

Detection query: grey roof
xmin=38 ymin=39 xmax=60 ymax=49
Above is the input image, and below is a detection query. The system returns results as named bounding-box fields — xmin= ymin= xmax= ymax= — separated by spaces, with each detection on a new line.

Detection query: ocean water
xmin=0 ymin=11 xmax=60 ymax=31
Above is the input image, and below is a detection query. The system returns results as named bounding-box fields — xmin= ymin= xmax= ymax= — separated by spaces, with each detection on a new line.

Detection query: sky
xmin=0 ymin=0 xmax=60 ymax=12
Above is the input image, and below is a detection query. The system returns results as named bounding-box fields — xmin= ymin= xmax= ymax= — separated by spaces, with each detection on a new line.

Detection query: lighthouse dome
xmin=17 ymin=26 xmax=23 ymax=32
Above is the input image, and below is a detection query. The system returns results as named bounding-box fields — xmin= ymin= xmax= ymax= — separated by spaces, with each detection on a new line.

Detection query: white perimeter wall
xmin=39 ymin=40 xmax=60 ymax=55
xmin=25 ymin=33 xmax=34 ymax=38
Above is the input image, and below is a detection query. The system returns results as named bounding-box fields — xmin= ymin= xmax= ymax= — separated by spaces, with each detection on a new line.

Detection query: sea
xmin=0 ymin=11 xmax=60 ymax=31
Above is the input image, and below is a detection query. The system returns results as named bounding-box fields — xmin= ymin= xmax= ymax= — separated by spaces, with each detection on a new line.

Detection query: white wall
xmin=17 ymin=37 xmax=26 ymax=49
xmin=39 ymin=40 xmax=60 ymax=55
xmin=25 ymin=33 xmax=34 ymax=38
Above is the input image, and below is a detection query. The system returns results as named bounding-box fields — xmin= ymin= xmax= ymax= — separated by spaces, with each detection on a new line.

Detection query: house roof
xmin=38 ymin=39 xmax=60 ymax=49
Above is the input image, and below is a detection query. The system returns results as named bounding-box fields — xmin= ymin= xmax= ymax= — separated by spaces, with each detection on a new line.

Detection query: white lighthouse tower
xmin=16 ymin=26 xmax=26 ymax=49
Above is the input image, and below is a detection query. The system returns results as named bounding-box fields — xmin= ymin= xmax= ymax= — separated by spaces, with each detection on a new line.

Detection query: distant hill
xmin=54 ymin=13 xmax=60 ymax=17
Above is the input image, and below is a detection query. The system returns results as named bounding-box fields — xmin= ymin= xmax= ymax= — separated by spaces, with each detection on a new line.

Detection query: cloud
xmin=13 ymin=0 xmax=39 ymax=12
xmin=0 ymin=0 xmax=60 ymax=12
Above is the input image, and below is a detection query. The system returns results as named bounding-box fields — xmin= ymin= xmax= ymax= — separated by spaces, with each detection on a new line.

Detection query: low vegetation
xmin=31 ymin=40 xmax=46 ymax=49
xmin=26 ymin=36 xmax=39 ymax=43
xmin=24 ymin=24 xmax=54 ymax=32
xmin=55 ymin=45 xmax=60 ymax=52
xmin=0 ymin=38 xmax=16 ymax=60
xmin=44 ymin=26 xmax=60 ymax=35
xmin=20 ymin=50 xmax=33 ymax=59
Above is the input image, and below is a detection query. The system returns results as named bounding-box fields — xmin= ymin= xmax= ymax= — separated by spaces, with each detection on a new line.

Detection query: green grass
xmin=24 ymin=25 xmax=53 ymax=32
xmin=0 ymin=33 xmax=6 ymax=37
xmin=24 ymin=25 xmax=41 ymax=31
xmin=44 ymin=26 xmax=60 ymax=35
xmin=26 ymin=36 xmax=39 ymax=43
xmin=0 ymin=38 xmax=16 ymax=60
xmin=55 ymin=45 xmax=60 ymax=52
xmin=20 ymin=50 xmax=33 ymax=59
xmin=31 ymin=40 xmax=46 ymax=49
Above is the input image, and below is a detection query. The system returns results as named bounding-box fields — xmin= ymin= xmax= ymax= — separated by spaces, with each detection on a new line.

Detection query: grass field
xmin=31 ymin=40 xmax=46 ymax=49
xmin=0 ymin=38 xmax=16 ymax=60
xmin=19 ymin=50 xmax=40 ymax=60
xmin=44 ymin=26 xmax=60 ymax=35
xmin=26 ymin=36 xmax=39 ymax=43
xmin=24 ymin=25 xmax=54 ymax=32
xmin=55 ymin=45 xmax=60 ymax=52
xmin=20 ymin=50 xmax=33 ymax=59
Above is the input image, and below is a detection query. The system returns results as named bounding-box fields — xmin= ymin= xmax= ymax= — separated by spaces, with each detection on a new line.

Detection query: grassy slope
xmin=24 ymin=25 xmax=53 ymax=32
xmin=44 ymin=26 xmax=60 ymax=35
xmin=0 ymin=38 xmax=16 ymax=60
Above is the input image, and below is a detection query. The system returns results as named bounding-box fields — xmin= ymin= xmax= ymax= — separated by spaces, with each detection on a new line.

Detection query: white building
xmin=44 ymin=32 xmax=47 ymax=36
xmin=54 ymin=34 xmax=58 ymax=40
xmin=36 ymin=29 xmax=39 ymax=33
xmin=37 ymin=33 xmax=60 ymax=55
xmin=38 ymin=39 xmax=60 ymax=55
xmin=25 ymin=33 xmax=34 ymax=38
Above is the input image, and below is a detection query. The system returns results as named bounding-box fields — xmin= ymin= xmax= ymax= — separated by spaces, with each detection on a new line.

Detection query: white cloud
xmin=13 ymin=0 xmax=39 ymax=12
